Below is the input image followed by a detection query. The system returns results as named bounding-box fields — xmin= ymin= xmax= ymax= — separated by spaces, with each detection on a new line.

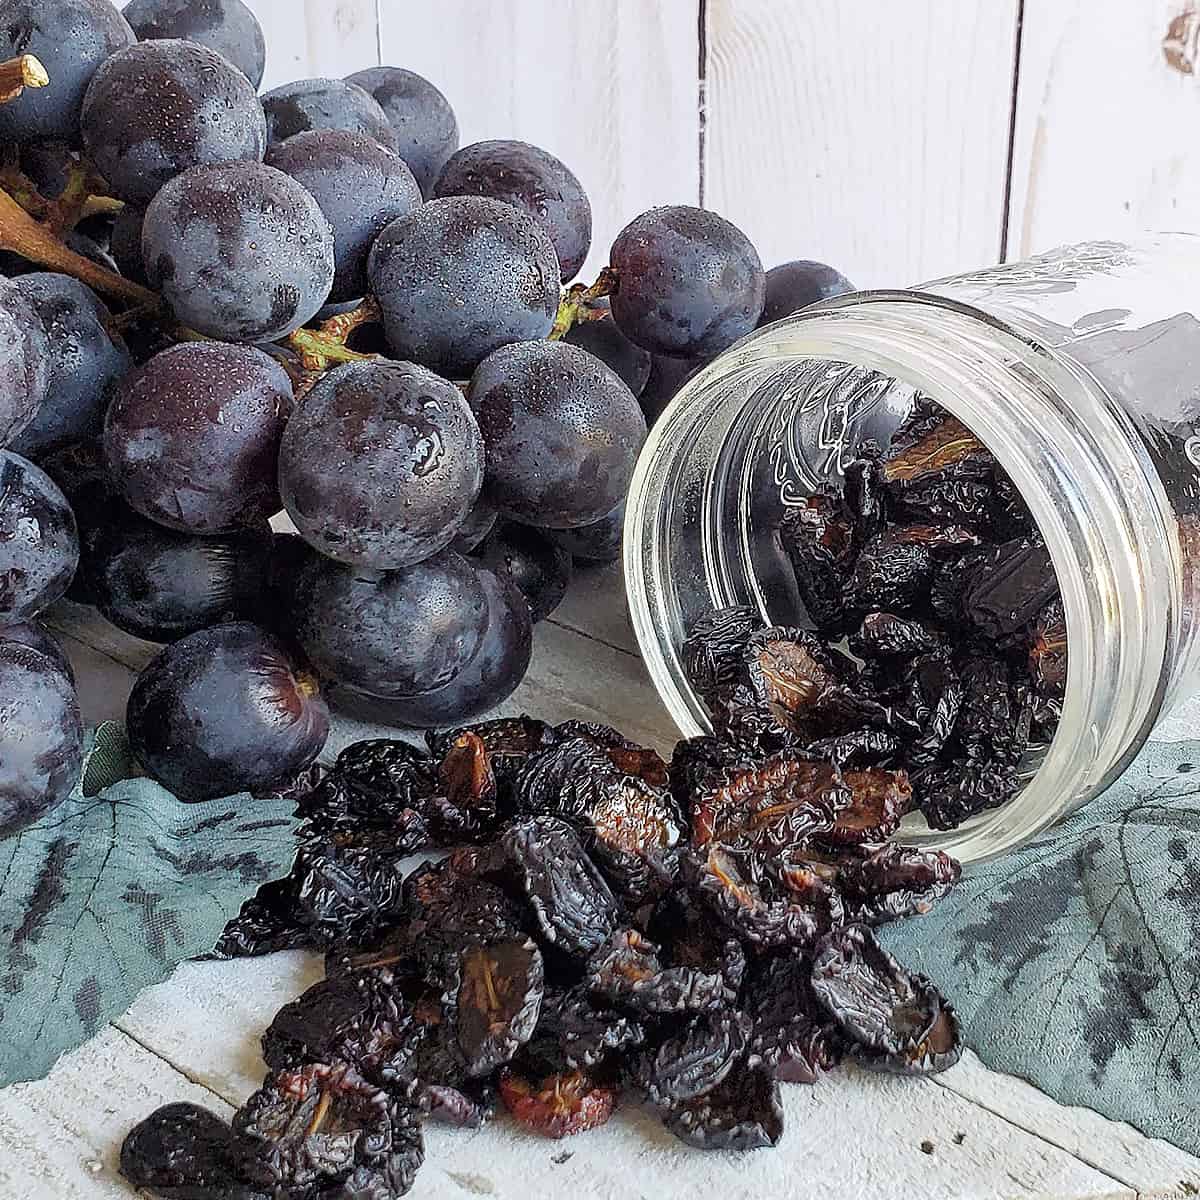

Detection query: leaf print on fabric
xmin=883 ymin=739 xmax=1200 ymax=1158
xmin=0 ymin=724 xmax=300 ymax=1087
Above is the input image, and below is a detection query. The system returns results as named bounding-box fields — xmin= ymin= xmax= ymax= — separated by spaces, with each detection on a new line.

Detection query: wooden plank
xmin=548 ymin=562 xmax=640 ymax=656
xmin=1007 ymin=0 xmax=1200 ymax=260
xmin=936 ymin=1052 xmax=1200 ymax=1196
xmin=376 ymin=0 xmax=701 ymax=282
xmin=0 ymin=1026 xmax=232 ymax=1199
xmin=116 ymin=957 xmax=1129 ymax=1200
xmin=244 ymin=0 xmax=380 ymax=90
xmin=705 ymin=0 xmax=1020 ymax=287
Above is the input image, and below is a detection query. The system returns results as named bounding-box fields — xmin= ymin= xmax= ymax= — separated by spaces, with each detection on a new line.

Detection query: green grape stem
xmin=549 ymin=266 xmax=619 ymax=340
xmin=286 ymin=297 xmax=382 ymax=371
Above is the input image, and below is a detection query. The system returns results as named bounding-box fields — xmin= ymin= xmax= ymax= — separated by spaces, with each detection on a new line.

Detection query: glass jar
xmin=625 ymin=234 xmax=1200 ymax=864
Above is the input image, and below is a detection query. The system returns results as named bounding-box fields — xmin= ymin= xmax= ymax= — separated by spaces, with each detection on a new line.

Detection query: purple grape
xmin=610 ymin=205 xmax=765 ymax=358
xmin=345 ymin=66 xmax=458 ymax=197
xmin=0 ymin=642 xmax=84 ymax=837
xmin=80 ymin=39 xmax=266 ymax=205
xmin=290 ymin=549 xmax=490 ymax=698
xmin=451 ymin=502 xmax=498 ymax=555
xmin=475 ymin=522 xmax=571 ymax=623
xmin=639 ymin=352 xmax=705 ymax=426
xmin=142 ymin=161 xmax=335 ymax=342
xmin=37 ymin=439 xmax=114 ymax=604
xmin=759 ymin=260 xmax=855 ymax=325
xmin=368 ymin=196 xmax=560 ymax=379
xmin=336 ymin=566 xmax=532 ymax=728
xmin=18 ymin=139 xmax=74 ymax=198
xmin=434 ymin=139 xmax=591 ymax=281
xmin=0 ymin=620 xmax=74 ymax=683
xmin=9 ymin=273 xmax=132 ymax=458
xmin=110 ymin=204 xmax=147 ymax=284
xmin=0 ymin=450 xmax=79 ymax=622
xmin=121 ymin=0 xmax=266 ymax=89
xmin=105 ymin=342 xmax=292 ymax=534
xmin=562 ymin=309 xmax=651 ymax=397
xmin=547 ymin=501 xmax=625 ymax=565
xmin=0 ymin=278 xmax=50 ymax=447
xmin=279 ymin=359 xmax=483 ymax=570
xmin=0 ymin=0 xmax=135 ymax=144
xmin=126 ymin=622 xmax=329 ymax=802
xmin=468 ymin=339 xmax=646 ymax=529
xmin=85 ymin=506 xmax=271 ymax=643
xmin=261 ymin=77 xmax=398 ymax=153
xmin=266 ymin=129 xmax=421 ymax=303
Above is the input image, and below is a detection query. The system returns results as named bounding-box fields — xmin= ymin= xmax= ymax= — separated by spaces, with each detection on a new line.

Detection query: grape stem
xmin=0 ymin=55 xmax=48 ymax=105
xmin=548 ymin=267 xmax=619 ymax=340
xmin=0 ymin=187 xmax=158 ymax=306
xmin=286 ymin=296 xmax=382 ymax=371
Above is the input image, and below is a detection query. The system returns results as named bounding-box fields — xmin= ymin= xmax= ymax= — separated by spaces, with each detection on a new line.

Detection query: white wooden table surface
xmin=2 ymin=570 xmax=1197 ymax=1200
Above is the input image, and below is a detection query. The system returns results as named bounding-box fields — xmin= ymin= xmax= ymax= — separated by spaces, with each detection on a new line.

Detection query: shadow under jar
xmin=625 ymin=234 xmax=1200 ymax=864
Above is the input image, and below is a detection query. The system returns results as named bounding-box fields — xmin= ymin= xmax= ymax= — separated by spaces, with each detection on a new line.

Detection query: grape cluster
xmin=0 ymin=0 xmax=854 ymax=840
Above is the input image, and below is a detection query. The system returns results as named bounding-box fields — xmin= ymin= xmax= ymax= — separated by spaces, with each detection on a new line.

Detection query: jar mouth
xmin=625 ymin=293 xmax=1174 ymax=864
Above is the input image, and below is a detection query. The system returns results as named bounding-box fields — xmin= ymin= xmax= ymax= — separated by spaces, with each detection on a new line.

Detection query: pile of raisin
xmin=685 ymin=396 xmax=1066 ymax=832
xmin=124 ymin=713 xmax=965 ymax=1198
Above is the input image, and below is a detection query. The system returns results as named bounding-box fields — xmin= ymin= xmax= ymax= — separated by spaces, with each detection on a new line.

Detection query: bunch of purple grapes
xmin=0 ymin=0 xmax=854 ymax=832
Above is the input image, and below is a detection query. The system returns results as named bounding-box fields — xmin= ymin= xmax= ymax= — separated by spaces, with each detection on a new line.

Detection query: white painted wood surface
xmin=704 ymin=0 xmax=1021 ymax=288
xmin=249 ymin=0 xmax=381 ymax=90
xmin=1007 ymin=0 xmax=1200 ymax=262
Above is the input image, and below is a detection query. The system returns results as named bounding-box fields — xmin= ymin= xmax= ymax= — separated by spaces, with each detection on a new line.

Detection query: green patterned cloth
xmin=884 ymin=737 xmax=1200 ymax=1156
xmin=0 ymin=724 xmax=300 ymax=1086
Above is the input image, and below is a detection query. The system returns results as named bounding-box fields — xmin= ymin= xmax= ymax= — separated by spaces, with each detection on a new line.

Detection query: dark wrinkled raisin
xmin=821 ymin=768 xmax=912 ymax=846
xmin=586 ymin=928 xmax=728 ymax=1014
xmin=681 ymin=605 xmax=764 ymax=707
xmin=960 ymin=536 xmax=1058 ymax=639
xmin=538 ymin=985 xmax=647 ymax=1069
xmin=841 ymin=843 xmax=961 ymax=924
xmin=658 ymin=1066 xmax=784 ymax=1151
xmin=805 ymin=727 xmax=902 ymax=767
xmin=120 ymin=1103 xmax=264 ymax=1200
xmin=512 ymin=737 xmax=620 ymax=821
xmin=779 ymin=492 xmax=857 ymax=632
xmin=811 ymin=925 xmax=961 ymax=1074
xmin=235 ymin=1063 xmax=424 ymax=1197
xmin=501 ymin=817 xmax=622 ymax=958
xmin=916 ymin=756 xmax=1019 ymax=830
xmin=499 ymin=1062 xmax=616 ymax=1139
xmin=327 ymin=739 xmax=440 ymax=812
xmin=844 ymin=533 xmax=936 ymax=617
xmin=745 ymin=956 xmax=844 ymax=1084
xmin=454 ymin=938 xmax=544 ymax=1076
xmin=851 ymin=612 xmax=941 ymax=660
xmin=636 ymin=1010 xmax=751 ymax=1107
xmin=899 ymin=477 xmax=996 ymax=529
xmin=434 ymin=732 xmax=501 ymax=843
xmin=881 ymin=413 xmax=992 ymax=487
xmin=646 ymin=889 xmax=746 ymax=999
xmin=555 ymin=720 xmax=670 ymax=787
xmin=668 ymin=736 xmax=748 ymax=816
xmin=903 ymin=653 xmax=964 ymax=766
xmin=741 ymin=626 xmax=850 ymax=725
xmin=954 ymin=656 xmax=1029 ymax=762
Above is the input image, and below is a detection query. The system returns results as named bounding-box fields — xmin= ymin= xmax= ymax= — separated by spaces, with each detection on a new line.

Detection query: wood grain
xmin=376 ymin=0 xmax=701 ymax=283
xmin=116 ymin=957 xmax=1130 ymax=1200
xmin=704 ymin=0 xmax=1021 ymax=288
xmin=244 ymin=0 xmax=380 ymax=90
xmin=1007 ymin=0 xmax=1200 ymax=260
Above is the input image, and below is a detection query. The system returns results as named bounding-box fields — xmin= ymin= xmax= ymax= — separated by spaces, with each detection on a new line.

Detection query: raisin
xmin=538 ymin=985 xmax=647 ymax=1069
xmin=844 ymin=533 xmax=936 ymax=617
xmin=434 ymin=731 xmax=501 ymax=844
xmin=681 ymin=605 xmax=765 ymax=708
xmin=851 ymin=612 xmax=941 ymax=660
xmin=955 ymin=656 xmax=1029 ymax=763
xmin=234 ymin=1063 xmax=424 ymax=1197
xmin=741 ymin=626 xmax=850 ymax=727
xmin=586 ymin=928 xmax=728 ymax=1015
xmin=512 ymin=737 xmax=620 ymax=821
xmin=903 ymin=653 xmax=964 ymax=766
xmin=658 ymin=1066 xmax=784 ymax=1151
xmin=810 ymin=925 xmax=961 ymax=1074
xmin=645 ymin=889 xmax=746 ymax=999
xmin=915 ymin=756 xmax=1019 ymax=830
xmin=691 ymin=753 xmax=846 ymax=853
xmin=500 ymin=817 xmax=622 ymax=958
xmin=453 ymin=937 xmax=544 ymax=1076
xmin=326 ymin=739 xmax=440 ymax=814
xmin=881 ymin=413 xmax=992 ymax=487
xmin=822 ymin=767 xmax=912 ymax=846
xmin=555 ymin=720 xmax=670 ymax=788
xmin=778 ymin=491 xmax=857 ymax=633
xmin=805 ymin=728 xmax=902 ymax=767
xmin=499 ymin=1062 xmax=616 ymax=1139
xmin=636 ymin=1010 xmax=751 ymax=1106
xmin=841 ymin=843 xmax=961 ymax=924
xmin=745 ymin=956 xmax=844 ymax=1084
xmin=960 ymin=536 xmax=1058 ymax=639
xmin=898 ymin=478 xmax=996 ymax=529
xmin=990 ymin=470 xmax=1036 ymax=539
xmin=120 ymin=1103 xmax=265 ymax=1200
xmin=668 ymin=737 xmax=748 ymax=816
